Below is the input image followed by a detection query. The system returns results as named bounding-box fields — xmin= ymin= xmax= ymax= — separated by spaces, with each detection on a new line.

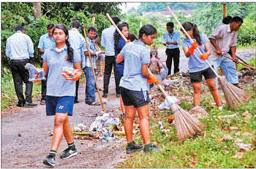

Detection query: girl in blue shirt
xmin=181 ymin=22 xmax=221 ymax=108
xmin=42 ymin=24 xmax=82 ymax=167
xmin=116 ymin=24 xmax=160 ymax=153
xmin=114 ymin=22 xmax=133 ymax=115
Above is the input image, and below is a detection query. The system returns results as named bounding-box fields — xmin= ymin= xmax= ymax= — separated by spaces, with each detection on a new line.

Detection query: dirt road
xmin=1 ymin=76 xmax=126 ymax=168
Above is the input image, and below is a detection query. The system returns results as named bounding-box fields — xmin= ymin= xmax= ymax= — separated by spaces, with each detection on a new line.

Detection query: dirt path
xmin=1 ymin=76 xmax=126 ymax=168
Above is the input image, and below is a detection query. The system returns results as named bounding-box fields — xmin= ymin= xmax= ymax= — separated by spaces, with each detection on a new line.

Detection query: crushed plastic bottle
xmin=25 ymin=63 xmax=45 ymax=81
xmin=62 ymin=67 xmax=74 ymax=78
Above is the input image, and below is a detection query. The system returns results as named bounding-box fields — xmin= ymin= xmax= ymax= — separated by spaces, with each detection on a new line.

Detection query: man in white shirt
xmin=101 ymin=16 xmax=120 ymax=98
xmin=6 ymin=25 xmax=37 ymax=107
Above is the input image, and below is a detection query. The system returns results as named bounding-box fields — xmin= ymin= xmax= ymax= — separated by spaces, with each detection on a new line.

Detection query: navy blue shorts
xmin=120 ymin=87 xmax=150 ymax=108
xmin=189 ymin=67 xmax=216 ymax=83
xmin=46 ymin=96 xmax=75 ymax=116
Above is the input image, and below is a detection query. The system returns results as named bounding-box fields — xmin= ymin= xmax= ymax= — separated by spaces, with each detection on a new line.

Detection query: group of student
xmin=5 ymin=14 xmax=243 ymax=167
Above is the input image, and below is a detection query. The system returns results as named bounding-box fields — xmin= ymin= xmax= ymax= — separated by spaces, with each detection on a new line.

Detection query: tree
xmin=33 ymin=2 xmax=41 ymax=19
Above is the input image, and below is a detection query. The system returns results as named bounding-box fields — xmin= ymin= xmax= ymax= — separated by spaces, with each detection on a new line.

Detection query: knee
xmin=54 ymin=118 xmax=65 ymax=127
xmin=124 ymin=114 xmax=135 ymax=121
xmin=193 ymin=86 xmax=201 ymax=94
xmin=138 ymin=114 xmax=149 ymax=121
xmin=208 ymin=84 xmax=217 ymax=92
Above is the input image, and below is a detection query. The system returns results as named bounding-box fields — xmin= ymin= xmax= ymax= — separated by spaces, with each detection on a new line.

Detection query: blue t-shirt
xmin=183 ymin=33 xmax=210 ymax=73
xmin=115 ymin=38 xmax=126 ymax=76
xmin=38 ymin=33 xmax=56 ymax=58
xmin=119 ymin=40 xmax=150 ymax=91
xmin=162 ymin=31 xmax=180 ymax=49
xmin=43 ymin=46 xmax=81 ymax=97
xmin=82 ymin=37 xmax=97 ymax=69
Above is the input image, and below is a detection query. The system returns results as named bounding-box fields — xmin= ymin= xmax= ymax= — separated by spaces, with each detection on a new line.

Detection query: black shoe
xmin=24 ymin=102 xmax=37 ymax=108
xmin=17 ymin=101 xmax=25 ymax=107
xmin=40 ymin=99 xmax=46 ymax=105
xmin=126 ymin=141 xmax=143 ymax=154
xmin=43 ymin=154 xmax=55 ymax=167
xmin=143 ymin=143 xmax=160 ymax=153
xmin=102 ymin=93 xmax=108 ymax=98
xmin=60 ymin=146 xmax=78 ymax=159
xmin=87 ymin=101 xmax=100 ymax=106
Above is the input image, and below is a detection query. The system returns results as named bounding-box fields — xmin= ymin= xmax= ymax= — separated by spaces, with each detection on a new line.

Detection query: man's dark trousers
xmin=103 ymin=56 xmax=119 ymax=96
xmin=9 ymin=59 xmax=33 ymax=104
xmin=165 ymin=48 xmax=180 ymax=75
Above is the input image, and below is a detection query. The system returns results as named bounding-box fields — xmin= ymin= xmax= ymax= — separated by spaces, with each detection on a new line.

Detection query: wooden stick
xmin=237 ymin=55 xmax=256 ymax=70
xmin=224 ymin=55 xmax=256 ymax=70
xmin=167 ymin=7 xmax=220 ymax=78
xmin=82 ymin=25 xmax=106 ymax=112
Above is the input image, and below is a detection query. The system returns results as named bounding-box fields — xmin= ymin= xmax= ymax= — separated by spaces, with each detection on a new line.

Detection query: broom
xmin=106 ymin=13 xmax=204 ymax=141
xmin=167 ymin=7 xmax=250 ymax=109
xmin=82 ymin=25 xmax=106 ymax=112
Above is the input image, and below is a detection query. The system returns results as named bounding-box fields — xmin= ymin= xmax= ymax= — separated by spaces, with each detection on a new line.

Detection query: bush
xmin=238 ymin=17 xmax=256 ymax=46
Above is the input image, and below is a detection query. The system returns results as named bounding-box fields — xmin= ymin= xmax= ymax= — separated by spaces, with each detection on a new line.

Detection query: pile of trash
xmin=239 ymin=68 xmax=256 ymax=90
xmin=161 ymin=72 xmax=191 ymax=91
xmin=73 ymin=112 xmax=123 ymax=142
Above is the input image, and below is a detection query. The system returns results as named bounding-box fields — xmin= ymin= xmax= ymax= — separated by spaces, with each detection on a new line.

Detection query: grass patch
xmin=238 ymin=42 xmax=256 ymax=49
xmin=117 ymin=87 xmax=256 ymax=168
xmin=237 ymin=57 xmax=256 ymax=71
xmin=1 ymin=66 xmax=41 ymax=111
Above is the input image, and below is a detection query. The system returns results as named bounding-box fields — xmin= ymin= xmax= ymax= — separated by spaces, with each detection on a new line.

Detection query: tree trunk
xmin=33 ymin=2 xmax=42 ymax=19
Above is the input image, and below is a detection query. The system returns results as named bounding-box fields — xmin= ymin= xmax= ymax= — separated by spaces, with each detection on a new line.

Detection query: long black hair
xmin=52 ymin=24 xmax=74 ymax=62
xmin=182 ymin=22 xmax=202 ymax=45
xmin=139 ymin=24 xmax=157 ymax=38
xmin=114 ymin=22 xmax=129 ymax=50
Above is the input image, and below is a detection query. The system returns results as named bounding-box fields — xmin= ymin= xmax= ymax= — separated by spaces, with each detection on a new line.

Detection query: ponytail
xmin=182 ymin=22 xmax=202 ymax=45
xmin=192 ymin=24 xmax=202 ymax=45
xmin=66 ymin=40 xmax=74 ymax=63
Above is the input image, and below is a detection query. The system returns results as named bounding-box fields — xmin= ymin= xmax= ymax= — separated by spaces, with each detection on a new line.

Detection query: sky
xmin=120 ymin=2 xmax=141 ymax=13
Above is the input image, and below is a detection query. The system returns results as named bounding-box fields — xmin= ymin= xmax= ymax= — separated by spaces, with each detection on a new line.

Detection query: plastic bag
xmin=25 ymin=63 xmax=45 ymax=81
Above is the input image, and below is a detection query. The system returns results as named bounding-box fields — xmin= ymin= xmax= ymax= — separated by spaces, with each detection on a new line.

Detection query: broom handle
xmin=167 ymin=7 xmax=220 ymax=78
xmin=107 ymin=13 xmax=128 ymax=42
xmin=106 ymin=13 xmax=171 ymax=99
xmin=237 ymin=55 xmax=256 ymax=70
xmin=224 ymin=55 xmax=256 ymax=70
xmin=82 ymin=25 xmax=106 ymax=112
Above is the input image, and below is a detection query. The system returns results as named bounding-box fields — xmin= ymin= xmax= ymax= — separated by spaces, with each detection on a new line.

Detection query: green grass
xmin=237 ymin=57 xmax=256 ymax=71
xmin=117 ymin=87 xmax=256 ymax=168
xmin=1 ymin=67 xmax=41 ymax=110
xmin=238 ymin=42 xmax=256 ymax=49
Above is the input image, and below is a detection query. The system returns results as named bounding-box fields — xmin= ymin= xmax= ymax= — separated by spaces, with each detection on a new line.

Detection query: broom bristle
xmin=171 ymin=104 xmax=204 ymax=141
xmin=189 ymin=106 xmax=208 ymax=119
xmin=218 ymin=77 xmax=250 ymax=109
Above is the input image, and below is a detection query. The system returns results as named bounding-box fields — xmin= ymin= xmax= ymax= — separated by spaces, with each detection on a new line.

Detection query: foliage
xmin=137 ymin=2 xmax=198 ymax=13
xmin=134 ymin=2 xmax=256 ymax=47
xmin=1 ymin=2 xmax=122 ymax=65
